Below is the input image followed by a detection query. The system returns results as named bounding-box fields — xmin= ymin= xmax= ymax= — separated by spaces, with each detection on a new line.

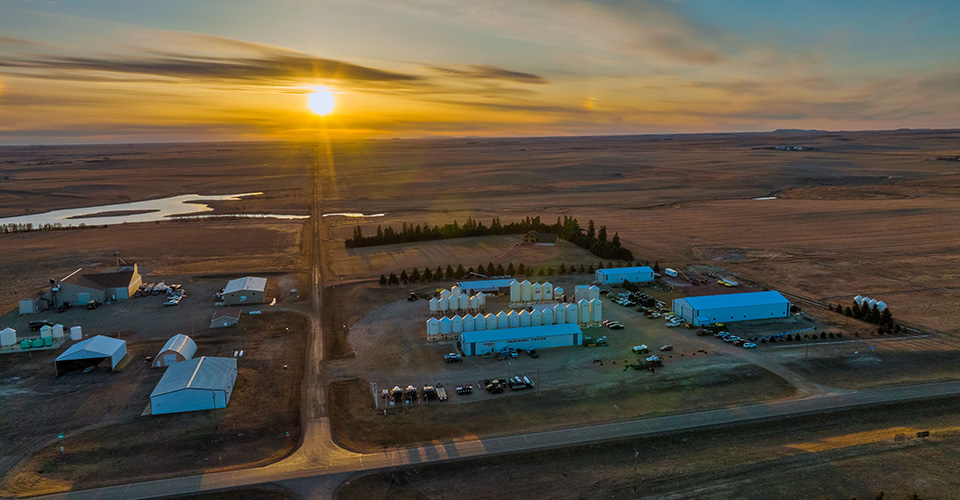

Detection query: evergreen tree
xmin=538 ymin=267 xmax=546 ymax=276
xmin=379 ymin=274 xmax=387 ymax=285
xmin=507 ymin=262 xmax=516 ymax=275
xmin=389 ymin=272 xmax=399 ymax=285
xmin=436 ymin=266 xmax=443 ymax=280
xmin=487 ymin=262 xmax=496 ymax=276
xmin=446 ymin=265 xmax=455 ymax=279
xmin=455 ymin=264 xmax=465 ymax=279
xmin=518 ymin=263 xmax=526 ymax=275
xmin=598 ymin=225 xmax=607 ymax=242
xmin=411 ymin=268 xmax=421 ymax=282
xmin=844 ymin=306 xmax=852 ymax=316
xmin=580 ymin=264 xmax=586 ymax=273
xmin=588 ymin=264 xmax=595 ymax=273
xmin=422 ymin=267 xmax=433 ymax=282
xmin=400 ymin=270 xmax=409 ymax=283
xmin=559 ymin=263 xmax=567 ymax=274
xmin=496 ymin=264 xmax=505 ymax=275
xmin=587 ymin=220 xmax=596 ymax=239
xmin=612 ymin=232 xmax=621 ymax=247
xmin=467 ymin=266 xmax=475 ymax=276
xmin=547 ymin=266 xmax=554 ymax=276
xmin=881 ymin=308 xmax=893 ymax=325
xmin=653 ymin=261 xmax=660 ymax=273
xmin=477 ymin=264 xmax=486 ymax=276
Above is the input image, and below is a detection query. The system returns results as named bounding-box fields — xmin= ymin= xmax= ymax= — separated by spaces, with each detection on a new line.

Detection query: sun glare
xmin=308 ymin=87 xmax=336 ymax=116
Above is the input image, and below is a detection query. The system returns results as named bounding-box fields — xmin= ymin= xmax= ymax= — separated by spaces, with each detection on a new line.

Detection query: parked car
xmin=609 ymin=324 xmax=625 ymax=330
xmin=743 ymin=343 xmax=757 ymax=349
xmin=444 ymin=353 xmax=463 ymax=363
xmin=660 ymin=345 xmax=673 ymax=352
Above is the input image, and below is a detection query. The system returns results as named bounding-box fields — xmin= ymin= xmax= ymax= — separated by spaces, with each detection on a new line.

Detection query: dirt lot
xmin=0 ymin=311 xmax=307 ymax=497
xmin=338 ymin=396 xmax=960 ymax=500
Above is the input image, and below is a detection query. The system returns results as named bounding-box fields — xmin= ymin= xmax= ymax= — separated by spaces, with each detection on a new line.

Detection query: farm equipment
xmin=583 ymin=336 xmax=607 ymax=347
xmin=390 ymin=386 xmax=404 ymax=403
xmin=624 ymin=355 xmax=664 ymax=371
xmin=405 ymin=385 xmax=419 ymax=402
xmin=435 ymin=385 xmax=448 ymax=401
xmin=484 ymin=379 xmax=505 ymax=393
xmin=456 ymin=384 xmax=473 ymax=395
xmin=508 ymin=376 xmax=534 ymax=390
xmin=422 ymin=385 xmax=437 ymax=401
xmin=407 ymin=293 xmax=419 ymax=302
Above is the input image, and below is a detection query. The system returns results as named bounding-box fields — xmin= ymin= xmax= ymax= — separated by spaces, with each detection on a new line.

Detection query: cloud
xmin=0 ymin=35 xmax=46 ymax=47
xmin=427 ymin=64 xmax=548 ymax=84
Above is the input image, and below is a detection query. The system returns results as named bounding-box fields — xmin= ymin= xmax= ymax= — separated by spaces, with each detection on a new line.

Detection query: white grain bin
xmin=439 ymin=316 xmax=452 ymax=335
xmin=877 ymin=301 xmax=887 ymax=311
xmin=496 ymin=311 xmax=509 ymax=329
xmin=543 ymin=282 xmax=554 ymax=301
xmin=70 ymin=326 xmax=82 ymax=340
xmin=52 ymin=324 xmax=64 ymax=339
xmin=0 ymin=327 xmax=16 ymax=347
xmin=510 ymin=280 xmax=521 ymax=303
xmin=426 ymin=318 xmax=440 ymax=340
xmin=473 ymin=313 xmax=488 ymax=331
xmin=554 ymin=287 xmax=564 ymax=299
xmin=451 ymin=315 xmax=464 ymax=334
xmin=458 ymin=294 xmax=469 ymax=312
xmin=531 ymin=309 xmax=542 ymax=327
xmin=469 ymin=294 xmax=480 ymax=311
xmin=542 ymin=307 xmax=554 ymax=325
xmin=588 ymin=286 xmax=600 ymax=301
xmin=486 ymin=313 xmax=498 ymax=330
xmin=854 ymin=295 xmax=863 ymax=304
xmin=440 ymin=289 xmax=451 ymax=300
xmin=566 ymin=303 xmax=578 ymax=324
xmin=868 ymin=299 xmax=878 ymax=308
xmin=429 ymin=298 xmax=439 ymax=314
xmin=578 ymin=299 xmax=591 ymax=325
xmin=532 ymin=283 xmax=542 ymax=301
xmin=438 ymin=297 xmax=449 ymax=313
xmin=452 ymin=285 xmax=462 ymax=296
xmin=508 ymin=310 xmax=520 ymax=328
xmin=519 ymin=309 xmax=531 ymax=327
xmin=40 ymin=325 xmax=52 ymax=338
xmin=554 ymin=304 xmax=567 ymax=324
xmin=590 ymin=298 xmax=602 ymax=323
xmin=477 ymin=292 xmax=486 ymax=307
xmin=521 ymin=280 xmax=532 ymax=302
xmin=858 ymin=296 xmax=869 ymax=305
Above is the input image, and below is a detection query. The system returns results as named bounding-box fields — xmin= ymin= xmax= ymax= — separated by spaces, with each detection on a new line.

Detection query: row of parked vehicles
xmin=134 ymin=282 xmax=181 ymax=297
xmin=712 ymin=331 xmax=756 ymax=349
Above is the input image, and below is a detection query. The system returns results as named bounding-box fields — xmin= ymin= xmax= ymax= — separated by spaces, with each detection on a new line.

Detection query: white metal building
xmin=672 ymin=291 xmax=791 ymax=326
xmin=55 ymin=335 xmax=127 ymax=375
xmin=153 ymin=334 xmax=198 ymax=368
xmin=149 ymin=356 xmax=238 ymax=415
xmin=222 ymin=277 xmax=267 ymax=305
xmin=456 ymin=278 xmax=515 ymax=295
xmin=594 ymin=266 xmax=655 ymax=285
xmin=210 ymin=308 xmax=242 ymax=329
xmin=458 ymin=323 xmax=582 ymax=356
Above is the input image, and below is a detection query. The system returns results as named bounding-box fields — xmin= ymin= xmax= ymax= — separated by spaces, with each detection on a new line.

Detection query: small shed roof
xmin=150 ymin=357 xmax=237 ymax=397
xmin=461 ymin=323 xmax=582 ymax=344
xmin=211 ymin=307 xmax=242 ymax=321
xmin=157 ymin=334 xmax=197 ymax=359
xmin=56 ymin=335 xmax=125 ymax=362
xmin=224 ymin=277 xmax=267 ymax=294
xmin=679 ymin=291 xmax=789 ymax=310
xmin=64 ymin=265 xmax=139 ymax=290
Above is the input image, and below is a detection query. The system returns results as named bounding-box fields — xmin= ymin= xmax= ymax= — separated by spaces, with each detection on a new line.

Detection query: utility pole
xmin=634 ymin=449 xmax=639 ymax=494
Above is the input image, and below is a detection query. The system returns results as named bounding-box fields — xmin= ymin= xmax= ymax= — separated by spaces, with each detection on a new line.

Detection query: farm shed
xmin=210 ymin=308 xmax=241 ymax=328
xmin=594 ymin=266 xmax=654 ymax=285
xmin=149 ymin=357 xmax=238 ymax=415
xmin=672 ymin=291 xmax=791 ymax=327
xmin=456 ymin=278 xmax=515 ymax=295
xmin=221 ymin=276 xmax=267 ymax=305
xmin=45 ymin=264 xmax=143 ymax=307
xmin=153 ymin=334 xmax=198 ymax=368
xmin=55 ymin=335 xmax=127 ymax=375
xmin=459 ymin=323 xmax=582 ymax=356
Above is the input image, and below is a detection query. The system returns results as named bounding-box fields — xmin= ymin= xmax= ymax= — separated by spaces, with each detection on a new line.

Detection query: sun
xmin=307 ymin=87 xmax=336 ymax=116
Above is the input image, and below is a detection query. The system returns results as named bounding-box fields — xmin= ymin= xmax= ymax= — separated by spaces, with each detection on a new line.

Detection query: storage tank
xmin=868 ymin=299 xmax=878 ymax=308
xmin=439 ymin=316 xmax=452 ymax=335
xmin=52 ymin=324 xmax=64 ymax=339
xmin=877 ymin=301 xmax=887 ymax=311
xmin=21 ymin=339 xmax=32 ymax=350
xmin=519 ymin=309 xmax=531 ymax=327
xmin=43 ymin=337 xmax=53 ymax=347
xmin=575 ymin=285 xmax=590 ymax=303
xmin=452 ymin=315 xmax=464 ymax=333
xmin=588 ymin=286 xmax=600 ymax=301
xmin=32 ymin=338 xmax=43 ymax=348
xmin=70 ymin=326 xmax=82 ymax=340
xmin=40 ymin=325 xmax=52 ymax=338
xmin=566 ymin=303 xmax=578 ymax=324
xmin=542 ymin=307 xmax=554 ymax=325
xmin=543 ymin=282 xmax=553 ymax=301
xmin=477 ymin=292 xmax=486 ymax=307
xmin=440 ymin=289 xmax=451 ymax=300
xmin=854 ymin=295 xmax=863 ymax=304
xmin=532 ymin=283 xmax=542 ymax=302
xmin=438 ymin=297 xmax=449 ymax=313
xmin=469 ymin=294 xmax=480 ymax=311
xmin=590 ymin=298 xmax=602 ymax=323
xmin=486 ymin=313 xmax=498 ymax=330
xmin=858 ymin=296 xmax=869 ymax=305
xmin=510 ymin=280 xmax=521 ymax=303
xmin=521 ymin=280 xmax=532 ymax=302
xmin=452 ymin=285 xmax=462 ymax=296
xmin=554 ymin=304 xmax=566 ymax=324
xmin=459 ymin=294 xmax=469 ymax=312
xmin=496 ymin=311 xmax=509 ymax=329
xmin=429 ymin=298 xmax=439 ymax=314
xmin=508 ymin=310 xmax=520 ymax=328
xmin=426 ymin=318 xmax=440 ymax=337
xmin=474 ymin=313 xmax=486 ymax=331
xmin=578 ymin=299 xmax=591 ymax=325
xmin=531 ymin=309 xmax=542 ymax=327
xmin=554 ymin=287 xmax=564 ymax=300
xmin=0 ymin=327 xmax=16 ymax=347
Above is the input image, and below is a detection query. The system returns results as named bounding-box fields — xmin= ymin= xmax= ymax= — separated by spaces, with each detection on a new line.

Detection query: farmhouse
xmin=149 ymin=356 xmax=238 ymax=415
xmin=594 ymin=266 xmax=654 ymax=285
xmin=153 ymin=334 xmax=197 ymax=368
xmin=672 ymin=291 xmax=791 ymax=326
xmin=458 ymin=323 xmax=582 ymax=356
xmin=221 ymin=276 xmax=267 ymax=305
xmin=43 ymin=264 xmax=142 ymax=308
xmin=520 ymin=231 xmax=558 ymax=246
xmin=55 ymin=335 xmax=127 ymax=375
xmin=210 ymin=308 xmax=241 ymax=328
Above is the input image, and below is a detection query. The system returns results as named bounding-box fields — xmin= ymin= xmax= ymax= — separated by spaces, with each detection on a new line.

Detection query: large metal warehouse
xmin=43 ymin=263 xmax=143 ymax=308
xmin=458 ymin=323 xmax=582 ymax=356
xmin=221 ymin=277 xmax=267 ymax=305
xmin=456 ymin=278 xmax=515 ymax=295
xmin=55 ymin=335 xmax=127 ymax=375
xmin=153 ymin=334 xmax=197 ymax=368
xmin=149 ymin=356 xmax=238 ymax=415
xmin=672 ymin=291 xmax=791 ymax=326
xmin=595 ymin=266 xmax=654 ymax=285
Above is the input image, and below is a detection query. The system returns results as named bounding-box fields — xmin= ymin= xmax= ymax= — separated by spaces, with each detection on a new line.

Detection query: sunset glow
xmin=307 ymin=87 xmax=336 ymax=116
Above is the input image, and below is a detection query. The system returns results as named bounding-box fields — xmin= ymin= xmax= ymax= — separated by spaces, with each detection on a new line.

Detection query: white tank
xmin=854 ymin=295 xmax=863 ymax=304
xmin=452 ymin=315 xmax=464 ymax=333
xmin=469 ymin=294 xmax=480 ymax=311
xmin=486 ymin=313 xmax=498 ymax=330
xmin=474 ymin=314 xmax=486 ymax=331
xmin=439 ymin=316 xmax=452 ymax=335
xmin=575 ymin=285 xmax=590 ymax=303
xmin=554 ymin=287 xmax=564 ymax=300
xmin=589 ymin=286 xmax=600 ymax=301
xmin=508 ymin=310 xmax=520 ymax=328
xmin=429 ymin=297 xmax=439 ymax=313
xmin=440 ymin=289 xmax=451 ymax=300
xmin=566 ymin=303 xmax=578 ymax=324
xmin=542 ymin=307 xmax=554 ymax=325
xmin=0 ymin=328 xmax=16 ymax=347
xmin=70 ymin=326 xmax=82 ymax=340
xmin=459 ymin=294 xmax=469 ymax=312
xmin=859 ymin=296 xmax=869 ymax=305
xmin=531 ymin=309 xmax=542 ymax=326
xmin=877 ymin=301 xmax=887 ymax=311
xmin=497 ymin=311 xmax=509 ymax=329
xmin=510 ymin=280 xmax=521 ymax=303
xmin=590 ymin=298 xmax=602 ymax=323
xmin=438 ymin=297 xmax=449 ymax=312
xmin=543 ymin=282 xmax=554 ymax=301
xmin=477 ymin=292 xmax=486 ymax=306
xmin=52 ymin=324 xmax=64 ymax=339
xmin=532 ymin=283 xmax=542 ymax=301
xmin=521 ymin=280 xmax=532 ymax=302
xmin=868 ymin=299 xmax=878 ymax=308
xmin=578 ymin=299 xmax=591 ymax=324
xmin=554 ymin=304 xmax=566 ymax=324
xmin=426 ymin=318 xmax=440 ymax=336
xmin=519 ymin=309 xmax=531 ymax=327
xmin=452 ymin=285 xmax=462 ymax=296
xmin=40 ymin=325 xmax=52 ymax=338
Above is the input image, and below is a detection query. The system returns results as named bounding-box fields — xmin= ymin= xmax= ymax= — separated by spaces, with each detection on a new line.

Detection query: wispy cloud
xmin=427 ymin=64 xmax=549 ymax=84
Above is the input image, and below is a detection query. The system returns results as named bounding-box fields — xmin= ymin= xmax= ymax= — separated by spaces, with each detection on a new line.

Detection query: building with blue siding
xmin=672 ymin=291 xmax=791 ymax=326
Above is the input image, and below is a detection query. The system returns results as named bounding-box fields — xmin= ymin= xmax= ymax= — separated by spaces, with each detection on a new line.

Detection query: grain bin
xmin=486 ymin=313 xmax=498 ymax=330
xmin=588 ymin=286 xmax=600 ymax=301
xmin=519 ymin=309 xmax=531 ymax=327
xmin=859 ymin=296 xmax=869 ymax=305
xmin=510 ymin=280 xmax=521 ymax=303
xmin=438 ymin=297 xmax=449 ymax=313
xmin=543 ymin=282 xmax=553 ymax=301
xmin=452 ymin=285 xmax=462 ymax=296
xmin=469 ymin=294 xmax=480 ymax=312
xmin=566 ymin=303 xmax=578 ymax=324
xmin=554 ymin=287 xmax=563 ymax=300
xmin=542 ymin=307 xmax=554 ymax=325
xmin=497 ymin=311 xmax=509 ymax=329
xmin=439 ymin=316 xmax=452 ymax=336
xmin=474 ymin=314 xmax=486 ymax=331
xmin=458 ymin=293 xmax=469 ymax=312
xmin=70 ymin=326 xmax=82 ymax=340
xmin=531 ymin=309 xmax=542 ymax=327
xmin=590 ymin=298 xmax=602 ymax=323
xmin=0 ymin=327 xmax=16 ymax=347
xmin=40 ymin=325 xmax=52 ymax=338
xmin=477 ymin=292 xmax=486 ymax=307
xmin=868 ymin=299 xmax=878 ymax=308
xmin=877 ymin=301 xmax=887 ymax=311
xmin=426 ymin=318 xmax=440 ymax=338
xmin=463 ymin=314 xmax=475 ymax=332
xmin=854 ymin=295 xmax=863 ymax=304
xmin=575 ymin=285 xmax=590 ymax=303
xmin=508 ymin=310 xmax=520 ymax=328
xmin=521 ymin=280 xmax=532 ymax=302
xmin=52 ymin=324 xmax=64 ymax=339
xmin=429 ymin=297 xmax=439 ymax=314
xmin=532 ymin=283 xmax=542 ymax=301
xmin=554 ymin=304 xmax=567 ymax=324
xmin=451 ymin=315 xmax=464 ymax=334
xmin=440 ymin=289 xmax=451 ymax=300
xmin=578 ymin=299 xmax=591 ymax=325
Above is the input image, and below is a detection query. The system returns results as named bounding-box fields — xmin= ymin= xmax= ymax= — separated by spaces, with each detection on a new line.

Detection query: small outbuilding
xmin=153 ymin=334 xmax=198 ymax=368
xmin=210 ymin=308 xmax=241 ymax=329
xmin=221 ymin=277 xmax=267 ymax=305
xmin=55 ymin=335 xmax=127 ymax=375
xmin=149 ymin=357 xmax=238 ymax=415
xmin=520 ymin=231 xmax=558 ymax=246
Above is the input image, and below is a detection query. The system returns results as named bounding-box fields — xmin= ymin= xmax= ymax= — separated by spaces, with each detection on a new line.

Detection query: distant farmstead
xmin=221 ymin=277 xmax=267 ymax=305
xmin=520 ymin=231 xmax=558 ymax=246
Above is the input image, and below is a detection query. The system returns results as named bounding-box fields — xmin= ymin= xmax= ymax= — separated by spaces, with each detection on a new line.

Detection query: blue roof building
xmin=672 ymin=291 xmax=791 ymax=326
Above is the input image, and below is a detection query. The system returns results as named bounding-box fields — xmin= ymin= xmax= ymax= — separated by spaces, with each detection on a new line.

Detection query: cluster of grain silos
xmin=426 ymin=301 xmax=602 ymax=341
xmin=509 ymin=280 xmax=560 ymax=305
xmin=853 ymin=295 xmax=887 ymax=311
xmin=429 ymin=288 xmax=486 ymax=316
xmin=574 ymin=285 xmax=600 ymax=303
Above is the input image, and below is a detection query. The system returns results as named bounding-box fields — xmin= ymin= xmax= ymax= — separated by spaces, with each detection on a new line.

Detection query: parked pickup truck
xmin=444 ymin=353 xmax=463 ymax=363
